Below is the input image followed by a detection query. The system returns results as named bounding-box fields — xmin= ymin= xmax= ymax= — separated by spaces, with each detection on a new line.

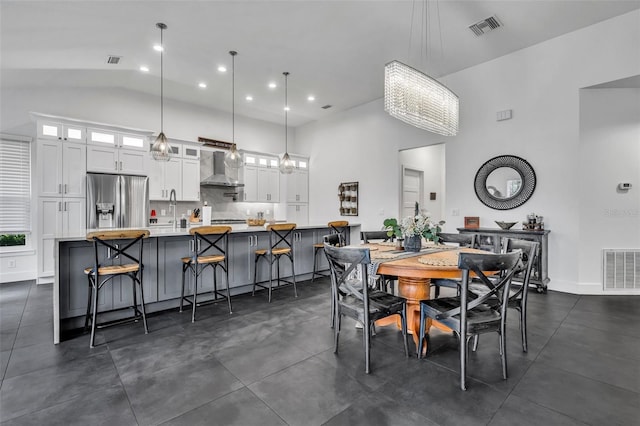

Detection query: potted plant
xmin=383 ymin=202 xmax=445 ymax=252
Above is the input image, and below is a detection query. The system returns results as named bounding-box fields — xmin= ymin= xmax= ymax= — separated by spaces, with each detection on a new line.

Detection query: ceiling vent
xmin=321 ymin=104 xmax=332 ymax=109
xmin=106 ymin=55 xmax=122 ymax=65
xmin=469 ymin=16 xmax=502 ymax=36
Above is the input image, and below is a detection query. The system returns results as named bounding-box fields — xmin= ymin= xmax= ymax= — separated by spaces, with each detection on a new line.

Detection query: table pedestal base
xmin=375 ymin=276 xmax=452 ymax=354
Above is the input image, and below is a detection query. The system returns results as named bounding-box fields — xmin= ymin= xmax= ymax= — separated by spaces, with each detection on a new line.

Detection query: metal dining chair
xmin=252 ymin=223 xmax=298 ymax=302
xmin=417 ymin=250 xmax=522 ymax=390
xmin=312 ymin=220 xmax=349 ymax=282
xmin=431 ymin=233 xmax=478 ymax=297
xmin=324 ymin=243 xmax=409 ymax=374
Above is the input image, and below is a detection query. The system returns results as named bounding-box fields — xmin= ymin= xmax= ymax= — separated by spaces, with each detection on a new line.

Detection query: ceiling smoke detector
xmin=106 ymin=55 xmax=122 ymax=64
xmin=469 ymin=16 xmax=502 ymax=36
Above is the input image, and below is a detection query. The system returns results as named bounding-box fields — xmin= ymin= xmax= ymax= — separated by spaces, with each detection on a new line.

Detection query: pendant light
xmin=150 ymin=22 xmax=172 ymax=161
xmin=224 ymin=50 xmax=243 ymax=168
xmin=279 ymin=71 xmax=295 ymax=175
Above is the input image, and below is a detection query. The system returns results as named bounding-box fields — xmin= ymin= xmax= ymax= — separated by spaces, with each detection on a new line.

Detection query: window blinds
xmin=0 ymin=136 xmax=31 ymax=233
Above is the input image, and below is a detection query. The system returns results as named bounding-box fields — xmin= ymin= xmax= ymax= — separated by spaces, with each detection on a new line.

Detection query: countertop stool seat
xmin=312 ymin=220 xmax=349 ymax=282
xmin=180 ymin=226 xmax=233 ymax=322
xmin=252 ymin=223 xmax=298 ymax=302
xmin=84 ymin=229 xmax=150 ymax=348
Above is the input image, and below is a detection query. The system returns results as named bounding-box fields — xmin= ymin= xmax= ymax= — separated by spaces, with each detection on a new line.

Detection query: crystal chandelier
xmin=384 ymin=0 xmax=459 ymax=137
xmin=150 ymin=22 xmax=172 ymax=161
xmin=384 ymin=60 xmax=458 ymax=136
xmin=224 ymin=50 xmax=243 ymax=169
xmin=279 ymin=71 xmax=295 ymax=175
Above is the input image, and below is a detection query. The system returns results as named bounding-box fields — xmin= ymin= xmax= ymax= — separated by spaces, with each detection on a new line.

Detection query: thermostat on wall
xmin=618 ymin=183 xmax=632 ymax=190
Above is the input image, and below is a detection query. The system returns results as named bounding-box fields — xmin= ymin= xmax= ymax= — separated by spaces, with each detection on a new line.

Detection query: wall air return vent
xmin=106 ymin=55 xmax=122 ymax=64
xmin=469 ymin=16 xmax=502 ymax=36
xmin=603 ymin=249 xmax=640 ymax=290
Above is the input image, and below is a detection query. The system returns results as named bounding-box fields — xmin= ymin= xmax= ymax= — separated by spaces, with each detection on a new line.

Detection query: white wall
xmin=578 ymin=88 xmax=640 ymax=290
xmin=297 ymin=10 xmax=640 ymax=294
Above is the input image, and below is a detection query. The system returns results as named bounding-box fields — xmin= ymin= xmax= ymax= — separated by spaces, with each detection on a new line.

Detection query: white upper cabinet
xmin=86 ymin=128 xmax=149 ymax=175
xmin=241 ymin=152 xmax=280 ymax=202
xmin=37 ymin=121 xmax=86 ymax=143
xmin=181 ymin=158 xmax=200 ymax=201
xmin=37 ymin=139 xmax=86 ymax=198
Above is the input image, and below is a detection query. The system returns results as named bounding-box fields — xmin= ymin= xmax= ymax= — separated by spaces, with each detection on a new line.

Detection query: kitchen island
xmin=53 ymin=222 xmax=360 ymax=343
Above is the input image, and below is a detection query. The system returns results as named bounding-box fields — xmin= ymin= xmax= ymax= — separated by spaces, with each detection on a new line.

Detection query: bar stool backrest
xmin=266 ymin=223 xmax=297 ymax=252
xmin=189 ymin=225 xmax=232 ymax=261
xmin=328 ymin=220 xmax=349 ymax=246
xmin=85 ymin=229 xmax=150 ymax=269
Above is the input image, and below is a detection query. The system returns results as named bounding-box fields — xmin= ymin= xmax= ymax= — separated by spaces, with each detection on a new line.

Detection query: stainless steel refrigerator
xmin=86 ymin=173 xmax=149 ymax=229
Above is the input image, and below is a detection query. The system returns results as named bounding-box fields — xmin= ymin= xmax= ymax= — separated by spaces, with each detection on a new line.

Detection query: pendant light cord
xmin=159 ymin=23 xmax=165 ymax=134
xmin=284 ymin=71 xmax=289 ymax=153
xmin=231 ymin=51 xmax=236 ymax=144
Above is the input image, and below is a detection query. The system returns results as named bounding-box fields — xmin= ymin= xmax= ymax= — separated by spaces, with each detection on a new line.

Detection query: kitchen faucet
xmin=169 ymin=188 xmax=177 ymax=229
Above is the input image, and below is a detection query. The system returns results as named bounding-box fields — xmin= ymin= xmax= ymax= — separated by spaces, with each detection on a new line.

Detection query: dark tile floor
xmin=0 ymin=279 xmax=638 ymax=425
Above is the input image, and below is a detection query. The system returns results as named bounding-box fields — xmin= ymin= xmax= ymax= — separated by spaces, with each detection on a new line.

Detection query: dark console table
xmin=457 ymin=227 xmax=550 ymax=293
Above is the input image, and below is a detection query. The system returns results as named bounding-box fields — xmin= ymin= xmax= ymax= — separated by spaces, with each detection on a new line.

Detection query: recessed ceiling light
xmin=198 ymin=82 xmax=207 ymax=89
xmin=284 ymin=106 xmax=290 ymax=111
xmin=218 ymin=65 xmax=227 ymax=73
xmin=307 ymin=95 xmax=316 ymax=101
xmin=245 ymin=95 xmax=253 ymax=101
xmin=268 ymin=82 xmax=277 ymax=89
xmin=139 ymin=65 xmax=150 ymax=72
xmin=153 ymin=44 xmax=163 ymax=52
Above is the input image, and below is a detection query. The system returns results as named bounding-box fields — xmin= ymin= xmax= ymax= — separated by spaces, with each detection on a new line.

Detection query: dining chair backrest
xmin=323 ymin=233 xmax=343 ymax=247
xmin=502 ymin=238 xmax=538 ymax=298
xmin=456 ymin=250 xmax=523 ymax=319
xmin=324 ymin=244 xmax=371 ymax=304
xmin=437 ymin=232 xmax=477 ymax=249
xmin=361 ymin=230 xmax=394 ymax=244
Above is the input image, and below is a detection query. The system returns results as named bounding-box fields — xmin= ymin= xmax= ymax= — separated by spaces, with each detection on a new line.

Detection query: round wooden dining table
xmin=372 ymin=245 xmax=487 ymax=352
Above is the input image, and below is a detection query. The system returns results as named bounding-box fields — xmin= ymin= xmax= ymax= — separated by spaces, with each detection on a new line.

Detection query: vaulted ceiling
xmin=2 ymin=1 xmax=638 ymax=126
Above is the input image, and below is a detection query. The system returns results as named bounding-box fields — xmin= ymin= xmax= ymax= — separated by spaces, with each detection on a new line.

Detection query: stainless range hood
xmin=200 ymin=151 xmax=244 ymax=187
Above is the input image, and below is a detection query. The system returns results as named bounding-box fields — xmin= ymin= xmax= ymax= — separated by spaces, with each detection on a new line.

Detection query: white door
xmin=402 ymin=167 xmax=423 ymax=218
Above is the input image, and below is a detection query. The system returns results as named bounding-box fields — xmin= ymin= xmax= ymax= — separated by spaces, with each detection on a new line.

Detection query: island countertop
xmin=54 ymin=222 xmax=360 ymax=242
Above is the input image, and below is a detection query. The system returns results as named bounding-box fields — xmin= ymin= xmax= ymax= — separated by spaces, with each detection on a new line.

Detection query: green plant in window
xmin=0 ymin=234 xmax=26 ymax=246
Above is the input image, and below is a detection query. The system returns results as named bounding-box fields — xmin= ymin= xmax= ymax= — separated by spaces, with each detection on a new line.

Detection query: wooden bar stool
xmin=252 ymin=223 xmax=297 ymax=302
xmin=180 ymin=225 xmax=233 ymax=322
xmin=84 ymin=229 xmax=150 ymax=348
xmin=312 ymin=220 xmax=349 ymax=282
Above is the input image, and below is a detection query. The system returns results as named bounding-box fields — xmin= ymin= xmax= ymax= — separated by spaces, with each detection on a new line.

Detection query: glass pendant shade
xmin=151 ymin=22 xmax=172 ymax=161
xmin=224 ymin=143 xmax=243 ymax=168
xmin=279 ymin=152 xmax=295 ymax=174
xmin=151 ymin=132 xmax=171 ymax=161
xmin=384 ymin=60 xmax=459 ymax=136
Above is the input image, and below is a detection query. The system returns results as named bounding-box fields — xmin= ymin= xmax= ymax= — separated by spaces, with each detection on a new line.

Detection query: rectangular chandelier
xmin=384 ymin=60 xmax=459 ymax=136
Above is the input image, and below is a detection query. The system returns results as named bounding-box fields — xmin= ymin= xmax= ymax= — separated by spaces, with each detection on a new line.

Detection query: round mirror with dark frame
xmin=474 ymin=155 xmax=536 ymax=210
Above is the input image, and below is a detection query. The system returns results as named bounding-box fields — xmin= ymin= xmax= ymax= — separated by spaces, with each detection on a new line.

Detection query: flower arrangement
xmin=383 ymin=202 xmax=445 ymax=244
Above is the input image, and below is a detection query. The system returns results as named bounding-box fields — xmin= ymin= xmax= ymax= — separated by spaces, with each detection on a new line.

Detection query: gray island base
xmin=53 ymin=223 xmax=360 ymax=343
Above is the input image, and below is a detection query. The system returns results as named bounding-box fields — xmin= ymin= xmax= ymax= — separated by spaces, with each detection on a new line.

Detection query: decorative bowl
xmin=247 ymin=218 xmax=266 ymax=226
xmin=495 ymin=221 xmax=517 ymax=230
